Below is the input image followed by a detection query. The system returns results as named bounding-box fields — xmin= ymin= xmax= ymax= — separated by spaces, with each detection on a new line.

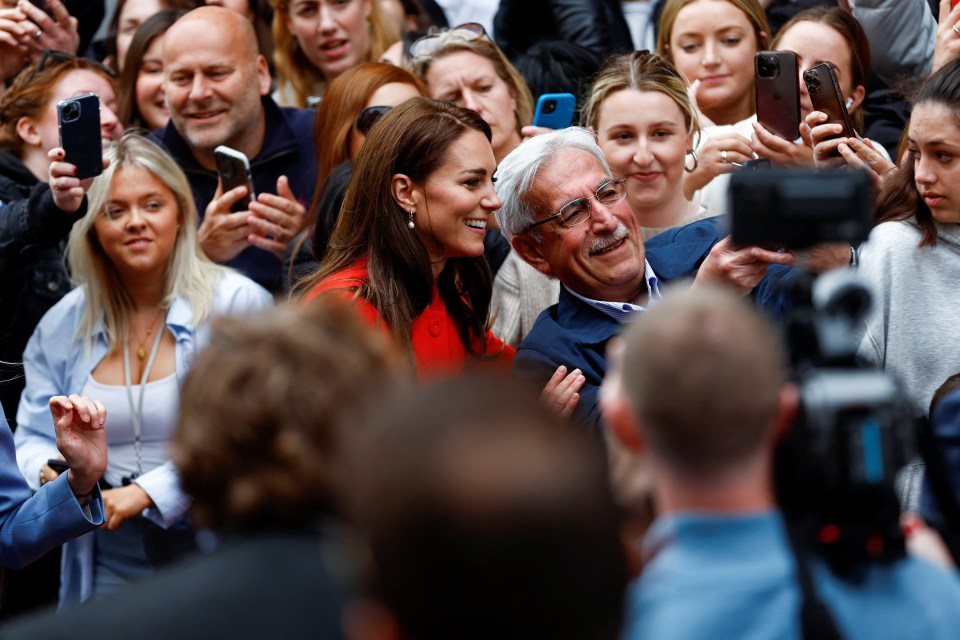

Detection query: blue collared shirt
xmin=563 ymin=260 xmax=661 ymax=324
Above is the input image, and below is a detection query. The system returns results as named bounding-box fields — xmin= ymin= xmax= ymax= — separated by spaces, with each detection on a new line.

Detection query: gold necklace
xmin=131 ymin=309 xmax=165 ymax=361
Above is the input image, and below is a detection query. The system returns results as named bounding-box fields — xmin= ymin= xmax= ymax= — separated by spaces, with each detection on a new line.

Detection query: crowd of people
xmin=0 ymin=0 xmax=959 ymax=637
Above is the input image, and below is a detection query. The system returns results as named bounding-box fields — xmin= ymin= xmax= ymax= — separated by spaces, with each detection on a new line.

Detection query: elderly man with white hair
xmin=494 ymin=127 xmax=794 ymax=429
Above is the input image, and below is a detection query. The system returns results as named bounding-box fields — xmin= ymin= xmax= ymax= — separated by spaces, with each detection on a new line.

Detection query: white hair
xmin=494 ymin=127 xmax=611 ymax=242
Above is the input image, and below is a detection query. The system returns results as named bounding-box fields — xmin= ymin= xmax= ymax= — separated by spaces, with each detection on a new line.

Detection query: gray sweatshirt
xmin=858 ymin=219 xmax=960 ymax=416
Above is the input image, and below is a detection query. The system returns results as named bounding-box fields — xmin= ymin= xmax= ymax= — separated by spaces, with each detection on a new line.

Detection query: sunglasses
xmin=408 ymin=22 xmax=488 ymax=60
xmin=356 ymin=105 xmax=392 ymax=135
xmin=31 ymin=49 xmax=117 ymax=81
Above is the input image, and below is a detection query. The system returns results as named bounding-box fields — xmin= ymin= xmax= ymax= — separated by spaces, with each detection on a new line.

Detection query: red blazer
xmin=305 ymin=258 xmax=514 ymax=379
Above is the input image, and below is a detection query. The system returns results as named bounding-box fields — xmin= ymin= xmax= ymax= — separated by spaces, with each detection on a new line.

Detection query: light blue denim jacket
xmin=14 ymin=269 xmax=271 ymax=606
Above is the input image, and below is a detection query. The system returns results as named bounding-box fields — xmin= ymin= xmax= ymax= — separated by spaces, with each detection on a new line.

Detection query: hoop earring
xmin=685 ymin=148 xmax=698 ymax=173
xmin=408 ymin=209 xmax=415 ymax=230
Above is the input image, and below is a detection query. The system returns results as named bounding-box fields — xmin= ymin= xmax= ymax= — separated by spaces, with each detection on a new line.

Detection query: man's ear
xmin=772 ymin=382 xmax=799 ymax=442
xmin=256 ymin=54 xmax=272 ymax=96
xmin=605 ymin=392 xmax=645 ymax=454
xmin=511 ymin=234 xmax=554 ymax=278
xmin=390 ymin=173 xmax=420 ymax=211
xmin=16 ymin=117 xmax=41 ymax=147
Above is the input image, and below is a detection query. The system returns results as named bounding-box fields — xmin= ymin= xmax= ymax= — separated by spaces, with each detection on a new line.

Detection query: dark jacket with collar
xmin=512 ymin=217 xmax=793 ymax=431
xmin=0 ymin=149 xmax=86 ymax=427
xmin=153 ymin=97 xmax=317 ymax=293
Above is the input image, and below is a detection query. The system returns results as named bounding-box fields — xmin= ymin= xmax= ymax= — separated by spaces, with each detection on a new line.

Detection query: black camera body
xmin=729 ymin=169 xmax=873 ymax=250
xmin=729 ymin=169 xmax=912 ymax=572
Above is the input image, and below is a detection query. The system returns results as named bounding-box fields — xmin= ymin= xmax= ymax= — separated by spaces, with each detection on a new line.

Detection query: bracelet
xmin=39 ymin=466 xmax=48 ymax=487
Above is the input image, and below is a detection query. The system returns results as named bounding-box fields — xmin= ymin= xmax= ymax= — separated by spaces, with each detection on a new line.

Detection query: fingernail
xmin=81 ymin=413 xmax=89 ymax=422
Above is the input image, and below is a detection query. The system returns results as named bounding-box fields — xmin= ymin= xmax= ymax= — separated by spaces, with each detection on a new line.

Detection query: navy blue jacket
xmin=154 ymin=98 xmax=317 ymax=293
xmin=513 ymin=217 xmax=793 ymax=430
xmin=921 ymin=388 xmax=960 ymax=527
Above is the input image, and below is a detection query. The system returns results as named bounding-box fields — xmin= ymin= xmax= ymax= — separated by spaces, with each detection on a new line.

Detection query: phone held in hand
xmin=214 ymin=145 xmax=256 ymax=213
xmin=755 ymin=51 xmax=800 ymax=140
xmin=803 ymin=62 xmax=855 ymax=156
xmin=58 ymin=93 xmax=103 ymax=181
xmin=533 ymin=93 xmax=576 ymax=130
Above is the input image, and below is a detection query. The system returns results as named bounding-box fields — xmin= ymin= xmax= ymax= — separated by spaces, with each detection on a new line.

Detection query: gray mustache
xmin=590 ymin=223 xmax=629 ymax=253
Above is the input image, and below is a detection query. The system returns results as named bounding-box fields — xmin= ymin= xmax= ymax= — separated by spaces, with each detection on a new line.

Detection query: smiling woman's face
xmin=668 ymin=0 xmax=760 ymax=125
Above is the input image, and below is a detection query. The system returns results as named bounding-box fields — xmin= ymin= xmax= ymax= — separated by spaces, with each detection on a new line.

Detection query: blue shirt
xmin=564 ymin=260 xmax=662 ymax=324
xmin=626 ymin=511 xmax=960 ymax=640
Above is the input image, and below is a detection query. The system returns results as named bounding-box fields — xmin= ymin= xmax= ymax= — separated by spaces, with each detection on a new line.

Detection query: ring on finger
xmin=721 ymin=150 xmax=728 ymax=163
xmin=953 ymin=23 xmax=960 ymax=36
xmin=51 ymin=183 xmax=60 ymax=191
xmin=34 ymin=29 xmax=42 ymax=39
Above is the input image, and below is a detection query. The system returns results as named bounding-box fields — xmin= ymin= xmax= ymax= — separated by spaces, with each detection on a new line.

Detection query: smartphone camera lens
xmin=803 ymin=69 xmax=821 ymax=96
xmin=542 ymin=100 xmax=557 ymax=115
xmin=62 ymin=102 xmax=81 ymax=123
xmin=757 ymin=55 xmax=779 ymax=78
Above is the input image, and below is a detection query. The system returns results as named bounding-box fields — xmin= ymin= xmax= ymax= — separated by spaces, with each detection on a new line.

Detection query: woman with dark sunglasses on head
xmin=283 ymin=62 xmax=425 ymax=290
xmin=410 ymin=23 xmax=533 ymax=165
xmin=0 ymin=55 xmax=123 ymax=427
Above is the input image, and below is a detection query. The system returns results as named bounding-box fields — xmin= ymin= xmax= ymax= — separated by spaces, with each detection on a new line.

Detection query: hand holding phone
xmin=214 ymin=145 xmax=255 ymax=213
xmin=58 ymin=93 xmax=103 ymax=180
xmin=803 ymin=62 xmax=855 ymax=157
xmin=533 ymin=93 xmax=576 ymax=130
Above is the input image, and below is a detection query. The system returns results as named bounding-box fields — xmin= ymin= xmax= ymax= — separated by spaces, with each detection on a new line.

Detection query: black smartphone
xmin=803 ymin=62 xmax=855 ymax=156
xmin=58 ymin=93 xmax=103 ymax=180
xmin=742 ymin=158 xmax=772 ymax=171
xmin=47 ymin=458 xmax=70 ymax=474
xmin=533 ymin=93 xmax=576 ymax=129
xmin=214 ymin=145 xmax=255 ymax=212
xmin=755 ymin=51 xmax=800 ymax=140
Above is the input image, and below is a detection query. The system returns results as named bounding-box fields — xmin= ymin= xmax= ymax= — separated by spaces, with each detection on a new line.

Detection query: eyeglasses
xmin=409 ymin=22 xmax=488 ymax=60
xmin=355 ymin=105 xmax=392 ymax=135
xmin=32 ymin=49 xmax=117 ymax=80
xmin=524 ymin=179 xmax=627 ymax=232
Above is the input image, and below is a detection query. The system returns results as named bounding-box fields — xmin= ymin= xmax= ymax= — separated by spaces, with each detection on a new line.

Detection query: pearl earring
xmin=408 ymin=209 xmax=415 ymax=230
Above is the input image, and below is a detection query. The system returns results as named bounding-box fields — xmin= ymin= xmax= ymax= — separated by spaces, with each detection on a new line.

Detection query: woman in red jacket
xmin=297 ymin=97 xmax=514 ymax=378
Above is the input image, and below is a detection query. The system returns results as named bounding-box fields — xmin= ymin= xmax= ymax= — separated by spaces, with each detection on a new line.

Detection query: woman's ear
xmin=390 ymin=173 xmax=420 ymax=211
xmin=848 ymin=84 xmax=867 ymax=114
xmin=16 ymin=117 xmax=41 ymax=147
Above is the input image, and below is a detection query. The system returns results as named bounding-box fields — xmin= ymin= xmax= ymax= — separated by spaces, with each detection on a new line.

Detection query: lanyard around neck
xmin=123 ymin=312 xmax=166 ymax=478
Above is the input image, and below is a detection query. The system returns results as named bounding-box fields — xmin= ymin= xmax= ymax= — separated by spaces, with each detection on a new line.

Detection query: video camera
xmin=729 ymin=169 xmax=915 ymax=574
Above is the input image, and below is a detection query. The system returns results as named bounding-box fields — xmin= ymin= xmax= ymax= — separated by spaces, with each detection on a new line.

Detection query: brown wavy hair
xmin=296 ymin=97 xmax=495 ymax=359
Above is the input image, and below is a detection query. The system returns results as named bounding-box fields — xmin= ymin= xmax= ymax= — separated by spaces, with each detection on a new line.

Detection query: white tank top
xmin=82 ymin=372 xmax=179 ymax=488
